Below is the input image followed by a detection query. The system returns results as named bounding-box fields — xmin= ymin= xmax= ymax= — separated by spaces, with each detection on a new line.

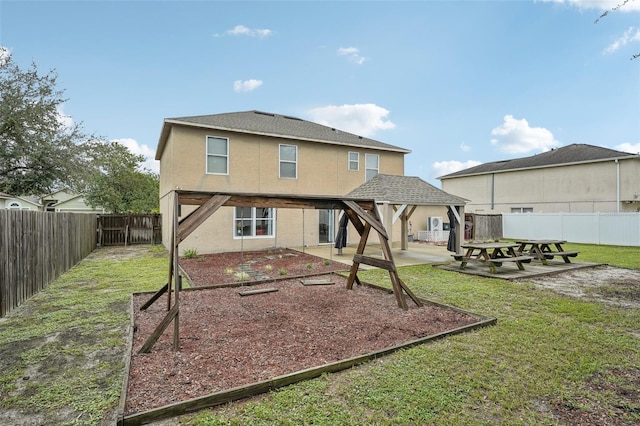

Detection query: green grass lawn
xmin=186 ymin=244 xmax=640 ymax=426
xmin=0 ymin=243 xmax=638 ymax=425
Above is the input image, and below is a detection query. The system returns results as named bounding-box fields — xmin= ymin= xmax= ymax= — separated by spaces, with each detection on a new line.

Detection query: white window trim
xmin=510 ymin=207 xmax=534 ymax=213
xmin=206 ymin=136 xmax=229 ymax=175
xmin=279 ymin=144 xmax=298 ymax=179
xmin=365 ymin=153 xmax=379 ymax=182
xmin=233 ymin=207 xmax=276 ymax=239
xmin=348 ymin=151 xmax=359 ymax=171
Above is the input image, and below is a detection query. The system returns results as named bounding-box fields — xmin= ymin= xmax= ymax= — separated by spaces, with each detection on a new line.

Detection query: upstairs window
xmin=279 ymin=144 xmax=297 ymax=179
xmin=365 ymin=153 xmax=379 ymax=182
xmin=206 ymin=136 xmax=228 ymax=174
xmin=511 ymin=207 xmax=534 ymax=213
xmin=348 ymin=152 xmax=359 ymax=171
xmin=235 ymin=207 xmax=275 ymax=237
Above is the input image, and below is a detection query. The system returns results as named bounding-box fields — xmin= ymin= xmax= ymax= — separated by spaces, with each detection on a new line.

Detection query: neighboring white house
xmin=40 ymin=189 xmax=105 ymax=213
xmin=439 ymin=144 xmax=640 ymax=214
xmin=0 ymin=192 xmax=41 ymax=210
xmin=1 ymin=189 xmax=104 ymax=213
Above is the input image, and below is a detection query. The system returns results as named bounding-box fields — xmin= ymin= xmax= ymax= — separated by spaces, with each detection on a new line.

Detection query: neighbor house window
xmin=206 ymin=136 xmax=228 ymax=174
xmin=348 ymin=152 xmax=359 ymax=171
xmin=234 ymin=207 xmax=275 ymax=237
xmin=8 ymin=202 xmax=21 ymax=209
xmin=279 ymin=144 xmax=297 ymax=179
xmin=365 ymin=153 xmax=379 ymax=181
xmin=511 ymin=207 xmax=533 ymax=213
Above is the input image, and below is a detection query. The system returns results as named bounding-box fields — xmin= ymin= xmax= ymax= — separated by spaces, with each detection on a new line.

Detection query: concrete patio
xmin=296 ymin=241 xmax=601 ymax=279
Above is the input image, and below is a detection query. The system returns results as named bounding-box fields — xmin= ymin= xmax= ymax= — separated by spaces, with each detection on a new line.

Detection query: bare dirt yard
xmin=126 ymin=248 xmax=483 ymax=415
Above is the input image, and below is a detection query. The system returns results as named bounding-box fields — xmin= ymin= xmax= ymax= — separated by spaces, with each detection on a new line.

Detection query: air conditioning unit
xmin=428 ymin=216 xmax=443 ymax=232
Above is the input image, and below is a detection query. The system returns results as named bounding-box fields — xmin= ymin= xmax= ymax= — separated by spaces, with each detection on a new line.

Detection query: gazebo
xmin=346 ymin=174 xmax=468 ymax=253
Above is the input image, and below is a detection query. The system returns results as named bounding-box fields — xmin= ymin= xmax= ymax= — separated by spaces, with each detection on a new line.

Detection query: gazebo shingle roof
xmin=439 ymin=143 xmax=638 ymax=179
xmin=156 ymin=110 xmax=410 ymax=159
xmin=347 ymin=174 xmax=467 ymax=206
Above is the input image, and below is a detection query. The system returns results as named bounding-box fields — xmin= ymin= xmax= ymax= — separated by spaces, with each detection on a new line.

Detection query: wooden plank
xmin=343 ymin=200 xmax=388 ymax=239
xmin=139 ymin=283 xmax=169 ymax=311
xmin=300 ymin=279 xmax=335 ymax=286
xmin=138 ymin=304 xmax=179 ymax=354
xmin=178 ymin=194 xmax=231 ymax=243
xmin=352 ymin=254 xmax=395 ymax=271
xmin=238 ymin=287 xmax=279 ymax=296
xmin=343 ymin=207 xmax=365 ymax=236
xmin=346 ymin=223 xmax=371 ymax=290
xmin=397 ymin=278 xmax=423 ymax=307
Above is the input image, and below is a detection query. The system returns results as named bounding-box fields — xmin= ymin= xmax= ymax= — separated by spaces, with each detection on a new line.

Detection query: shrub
xmin=278 ymin=268 xmax=288 ymax=276
xmin=183 ymin=248 xmax=198 ymax=259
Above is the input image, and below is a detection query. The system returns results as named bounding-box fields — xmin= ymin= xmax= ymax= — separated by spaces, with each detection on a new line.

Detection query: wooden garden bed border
xmin=116 ymin=279 xmax=497 ymax=425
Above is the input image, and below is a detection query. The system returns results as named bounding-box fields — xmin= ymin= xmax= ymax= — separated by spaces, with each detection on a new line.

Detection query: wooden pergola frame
xmin=138 ymin=190 xmax=422 ymax=353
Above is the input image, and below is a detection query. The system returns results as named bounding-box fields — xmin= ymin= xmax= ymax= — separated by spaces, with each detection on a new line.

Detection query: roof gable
xmin=347 ymin=174 xmax=467 ymax=206
xmin=156 ymin=110 xmax=410 ymax=160
xmin=439 ymin=144 xmax=639 ymax=179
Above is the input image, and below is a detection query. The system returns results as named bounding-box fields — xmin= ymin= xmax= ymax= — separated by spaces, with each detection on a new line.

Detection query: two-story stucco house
xmin=439 ymin=144 xmax=640 ymax=214
xmin=155 ymin=110 xmax=412 ymax=254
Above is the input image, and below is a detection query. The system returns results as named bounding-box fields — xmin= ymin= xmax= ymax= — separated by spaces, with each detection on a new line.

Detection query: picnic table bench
xmin=455 ymin=242 xmax=534 ymax=274
xmin=516 ymin=240 xmax=579 ymax=265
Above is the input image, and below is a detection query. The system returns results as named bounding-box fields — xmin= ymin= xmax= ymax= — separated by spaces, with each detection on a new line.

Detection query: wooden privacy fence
xmin=97 ymin=214 xmax=162 ymax=246
xmin=0 ymin=210 xmax=97 ymax=318
xmin=465 ymin=213 xmax=503 ymax=241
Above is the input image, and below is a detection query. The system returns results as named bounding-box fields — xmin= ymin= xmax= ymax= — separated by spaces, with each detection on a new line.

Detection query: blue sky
xmin=1 ymin=0 xmax=639 ymax=185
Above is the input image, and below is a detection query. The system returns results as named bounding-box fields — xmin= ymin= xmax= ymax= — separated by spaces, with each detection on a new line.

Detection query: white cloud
xmin=337 ymin=47 xmax=366 ymax=64
xmin=490 ymin=115 xmax=560 ymax=155
xmin=432 ymin=160 xmax=483 ymax=178
xmin=0 ymin=45 xmax=11 ymax=66
xmin=56 ymin=106 xmax=74 ymax=130
xmin=460 ymin=143 xmax=471 ymax=152
xmin=538 ymin=0 xmax=640 ymax=12
xmin=225 ymin=25 xmax=273 ymax=38
xmin=604 ymin=27 xmax=640 ymax=54
xmin=307 ymin=104 xmax=395 ymax=137
xmin=113 ymin=138 xmax=159 ymax=174
xmin=233 ymin=79 xmax=263 ymax=93
xmin=615 ymin=142 xmax=640 ymax=154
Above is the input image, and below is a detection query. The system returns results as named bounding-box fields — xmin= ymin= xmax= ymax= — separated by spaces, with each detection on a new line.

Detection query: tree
xmin=0 ymin=50 xmax=94 ymax=194
xmin=82 ymin=141 xmax=159 ymax=213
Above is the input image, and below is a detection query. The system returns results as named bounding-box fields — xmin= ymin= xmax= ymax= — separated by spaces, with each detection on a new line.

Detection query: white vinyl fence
xmin=503 ymin=212 xmax=640 ymax=246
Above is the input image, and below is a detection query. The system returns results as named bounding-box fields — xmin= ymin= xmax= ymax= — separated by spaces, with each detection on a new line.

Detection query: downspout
xmin=490 ymin=173 xmax=495 ymax=210
xmin=616 ymin=159 xmax=620 ymax=212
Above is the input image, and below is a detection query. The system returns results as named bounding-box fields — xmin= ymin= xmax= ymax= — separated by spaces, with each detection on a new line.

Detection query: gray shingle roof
xmin=347 ymin=174 xmax=468 ymax=206
xmin=439 ymin=144 xmax=638 ymax=179
xmin=156 ymin=110 xmax=409 ymax=159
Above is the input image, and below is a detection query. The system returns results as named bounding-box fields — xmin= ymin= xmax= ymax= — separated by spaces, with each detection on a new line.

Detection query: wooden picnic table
xmin=515 ymin=240 xmax=579 ymax=265
xmin=456 ymin=242 xmax=533 ymax=274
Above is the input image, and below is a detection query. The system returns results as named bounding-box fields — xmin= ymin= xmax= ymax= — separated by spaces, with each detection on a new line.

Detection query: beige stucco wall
xmin=441 ymin=158 xmax=640 ymax=214
xmin=159 ymin=124 xmax=406 ymax=254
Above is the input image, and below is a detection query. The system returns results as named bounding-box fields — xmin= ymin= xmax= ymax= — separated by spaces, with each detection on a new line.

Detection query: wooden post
xmin=172 ymin=194 xmax=180 ymax=351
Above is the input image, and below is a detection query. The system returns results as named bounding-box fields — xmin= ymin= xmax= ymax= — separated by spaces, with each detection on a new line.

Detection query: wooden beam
xmin=406 ymin=205 xmax=417 ymax=219
xmin=398 ymin=278 xmax=423 ymax=307
xmin=178 ymin=195 xmax=231 ymax=243
xmin=392 ymin=204 xmax=407 ymax=224
xmin=352 ymin=254 xmax=396 ymax=272
xmin=343 ymin=200 xmax=388 ymax=239
xmin=344 ymin=208 xmax=365 ymax=236
xmin=138 ymin=304 xmax=179 ymax=354
xmin=346 ymin=223 xmax=371 ymax=290
xmin=238 ymin=288 xmax=279 ymax=296
xmin=300 ymin=279 xmax=335 ymax=286
xmin=139 ymin=283 xmax=168 ymax=311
